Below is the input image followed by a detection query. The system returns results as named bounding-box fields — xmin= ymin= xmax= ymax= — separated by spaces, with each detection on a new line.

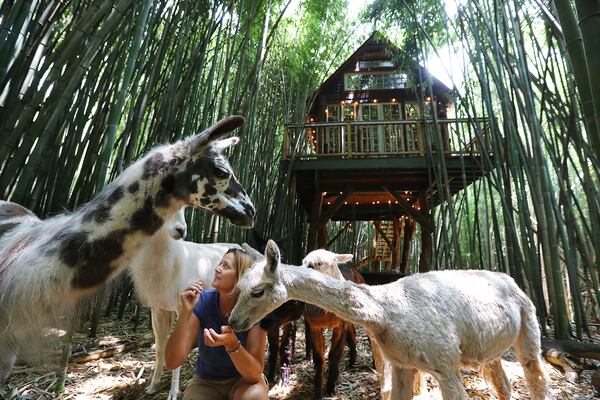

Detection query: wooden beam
xmin=316 ymin=189 xmax=353 ymax=231
xmin=373 ymin=221 xmax=394 ymax=250
xmin=383 ymin=186 xmax=434 ymax=232
xmin=327 ymin=221 xmax=352 ymax=248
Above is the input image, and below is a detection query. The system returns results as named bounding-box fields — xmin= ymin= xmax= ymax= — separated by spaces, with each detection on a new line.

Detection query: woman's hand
xmin=204 ymin=325 xmax=239 ymax=351
xmin=178 ymin=281 xmax=203 ymax=314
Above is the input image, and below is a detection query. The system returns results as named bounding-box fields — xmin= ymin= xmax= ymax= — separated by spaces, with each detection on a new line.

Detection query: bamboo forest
xmin=1 ymin=0 xmax=600 ymax=398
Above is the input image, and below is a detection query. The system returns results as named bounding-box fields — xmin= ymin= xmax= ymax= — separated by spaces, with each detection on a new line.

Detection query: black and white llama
xmin=0 ymin=116 xmax=255 ymax=383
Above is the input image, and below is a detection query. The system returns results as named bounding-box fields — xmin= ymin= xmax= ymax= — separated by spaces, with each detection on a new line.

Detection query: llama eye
xmin=214 ymin=167 xmax=230 ymax=180
xmin=250 ymin=288 xmax=264 ymax=298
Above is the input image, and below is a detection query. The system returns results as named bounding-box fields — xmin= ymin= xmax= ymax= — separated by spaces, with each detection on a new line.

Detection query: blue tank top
xmin=192 ymin=289 xmax=249 ymax=380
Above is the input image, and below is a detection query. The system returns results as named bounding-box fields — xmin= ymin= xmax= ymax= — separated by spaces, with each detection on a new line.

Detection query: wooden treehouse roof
xmin=308 ymin=32 xmax=452 ymax=118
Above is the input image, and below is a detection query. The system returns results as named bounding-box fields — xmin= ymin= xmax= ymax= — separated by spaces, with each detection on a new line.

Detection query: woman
xmin=165 ymin=248 xmax=268 ymax=400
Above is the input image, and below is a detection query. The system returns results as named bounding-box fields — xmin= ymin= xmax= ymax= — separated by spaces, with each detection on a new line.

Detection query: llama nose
xmin=175 ymin=227 xmax=186 ymax=239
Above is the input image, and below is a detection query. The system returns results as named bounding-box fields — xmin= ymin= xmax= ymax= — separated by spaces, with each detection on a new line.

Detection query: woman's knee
xmin=230 ymin=379 xmax=268 ymax=400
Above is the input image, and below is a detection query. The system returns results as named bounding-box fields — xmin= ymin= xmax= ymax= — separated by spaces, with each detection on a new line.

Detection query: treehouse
xmin=282 ymin=33 xmax=491 ymax=273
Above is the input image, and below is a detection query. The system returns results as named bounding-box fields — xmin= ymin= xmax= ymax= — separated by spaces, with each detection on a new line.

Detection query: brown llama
xmin=301 ymin=249 xmax=365 ymax=399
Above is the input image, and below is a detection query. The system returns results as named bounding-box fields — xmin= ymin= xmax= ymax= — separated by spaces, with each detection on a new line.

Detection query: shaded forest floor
xmin=1 ymin=311 xmax=598 ymax=399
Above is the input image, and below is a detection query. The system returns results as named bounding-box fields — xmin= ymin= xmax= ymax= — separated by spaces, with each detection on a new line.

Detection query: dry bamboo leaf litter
xmin=1 ymin=312 xmax=597 ymax=399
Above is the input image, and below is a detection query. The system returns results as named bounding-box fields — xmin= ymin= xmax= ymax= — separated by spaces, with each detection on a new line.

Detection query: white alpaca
xmin=129 ymin=208 xmax=240 ymax=400
xmin=303 ymin=249 xmax=421 ymax=399
xmin=231 ymin=241 xmax=549 ymax=400
xmin=0 ymin=116 xmax=255 ymax=383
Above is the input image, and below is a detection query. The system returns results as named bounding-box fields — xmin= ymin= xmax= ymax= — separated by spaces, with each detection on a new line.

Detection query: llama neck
xmin=280 ymin=264 xmax=385 ymax=326
xmin=59 ymin=148 xmax=189 ymax=289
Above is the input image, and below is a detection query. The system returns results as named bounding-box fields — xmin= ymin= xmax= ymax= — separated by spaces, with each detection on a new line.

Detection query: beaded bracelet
xmin=226 ymin=340 xmax=242 ymax=355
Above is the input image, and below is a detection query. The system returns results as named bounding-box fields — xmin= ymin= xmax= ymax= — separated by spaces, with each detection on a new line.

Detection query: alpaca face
xmin=166 ymin=208 xmax=187 ymax=240
xmin=230 ymin=240 xmax=287 ymax=331
xmin=302 ymin=249 xmax=353 ymax=280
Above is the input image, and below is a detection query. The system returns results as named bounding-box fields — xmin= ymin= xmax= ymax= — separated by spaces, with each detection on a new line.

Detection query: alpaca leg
xmin=389 ymin=365 xmax=417 ymax=400
xmin=308 ymin=326 xmax=326 ymax=400
xmin=279 ymin=321 xmax=296 ymax=386
xmin=481 ymin=359 xmax=511 ymax=400
xmin=369 ymin=338 xmax=391 ymax=400
xmin=266 ymin=326 xmax=280 ymax=383
xmin=304 ymin=317 xmax=312 ymax=360
xmin=324 ymin=324 xmax=346 ymax=396
xmin=146 ymin=308 xmax=172 ymax=395
xmin=0 ymin=344 xmax=17 ymax=384
xmin=434 ymin=369 xmax=468 ymax=400
xmin=514 ymin=307 xmax=549 ymax=400
xmin=346 ymin=323 xmax=357 ymax=367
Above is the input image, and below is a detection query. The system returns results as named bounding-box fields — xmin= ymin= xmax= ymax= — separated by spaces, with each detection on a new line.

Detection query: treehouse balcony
xmin=282 ymin=117 xmax=492 ymax=222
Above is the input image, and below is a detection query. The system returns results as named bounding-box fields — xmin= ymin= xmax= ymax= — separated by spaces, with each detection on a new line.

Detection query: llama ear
xmin=211 ymin=137 xmax=240 ymax=152
xmin=334 ymin=254 xmax=353 ymax=264
xmin=189 ymin=115 xmax=246 ymax=153
xmin=242 ymin=243 xmax=264 ymax=261
xmin=265 ymin=239 xmax=280 ymax=274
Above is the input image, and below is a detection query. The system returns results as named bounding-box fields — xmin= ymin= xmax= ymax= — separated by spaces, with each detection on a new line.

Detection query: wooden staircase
xmin=375 ymin=220 xmax=393 ymax=260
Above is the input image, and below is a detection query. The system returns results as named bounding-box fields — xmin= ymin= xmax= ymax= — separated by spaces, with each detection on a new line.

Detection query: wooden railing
xmin=282 ymin=118 xmax=491 ymax=160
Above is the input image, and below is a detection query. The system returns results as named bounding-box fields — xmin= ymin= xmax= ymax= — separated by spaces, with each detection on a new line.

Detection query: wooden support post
xmin=400 ymin=217 xmax=415 ymax=274
xmin=318 ymin=225 xmax=328 ymax=249
xmin=418 ymin=193 xmax=432 ymax=273
xmin=391 ymin=220 xmax=402 ymax=271
xmin=307 ymin=191 xmax=324 ymax=251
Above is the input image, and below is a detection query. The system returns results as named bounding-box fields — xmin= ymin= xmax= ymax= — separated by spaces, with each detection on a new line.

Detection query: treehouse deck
xmin=282 ymin=118 xmax=491 ymax=222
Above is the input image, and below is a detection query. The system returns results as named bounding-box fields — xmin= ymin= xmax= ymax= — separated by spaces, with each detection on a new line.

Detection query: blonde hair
xmin=226 ymin=248 xmax=254 ymax=295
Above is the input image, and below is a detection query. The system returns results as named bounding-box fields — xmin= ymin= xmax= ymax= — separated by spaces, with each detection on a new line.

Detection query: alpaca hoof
xmin=145 ymin=384 xmax=159 ymax=395
xmin=167 ymin=389 xmax=179 ymax=400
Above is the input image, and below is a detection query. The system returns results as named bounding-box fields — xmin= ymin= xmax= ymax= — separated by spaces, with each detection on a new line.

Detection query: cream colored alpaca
xmin=230 ymin=241 xmax=549 ymax=400
xmin=129 ymin=208 xmax=240 ymax=400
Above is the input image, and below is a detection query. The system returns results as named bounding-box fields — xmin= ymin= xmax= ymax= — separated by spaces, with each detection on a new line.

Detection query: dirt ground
xmin=1 ymin=312 xmax=598 ymax=400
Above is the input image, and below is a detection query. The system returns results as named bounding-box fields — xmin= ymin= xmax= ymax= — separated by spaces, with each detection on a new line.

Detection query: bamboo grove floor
xmin=1 ymin=309 xmax=598 ymax=399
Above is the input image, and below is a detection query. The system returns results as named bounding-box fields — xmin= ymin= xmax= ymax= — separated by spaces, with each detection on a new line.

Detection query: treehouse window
xmin=344 ymin=71 xmax=407 ymax=90
xmin=342 ymin=105 xmax=356 ymax=121
xmin=326 ymin=105 xmax=340 ymax=121
xmin=357 ymin=60 xmax=395 ymax=69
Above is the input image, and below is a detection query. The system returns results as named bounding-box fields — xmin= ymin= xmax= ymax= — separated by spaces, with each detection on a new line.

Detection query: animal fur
xmin=0 ymin=116 xmax=255 ymax=383
xmin=230 ymin=241 xmax=549 ymax=400
xmin=129 ymin=208 xmax=240 ymax=400
xmin=301 ymin=249 xmax=363 ymax=399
